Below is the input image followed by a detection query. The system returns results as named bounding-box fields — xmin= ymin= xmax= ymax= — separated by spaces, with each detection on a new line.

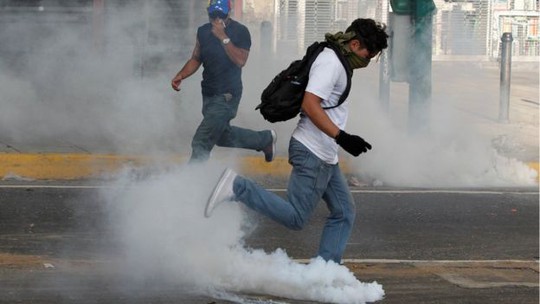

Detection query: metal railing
xmin=272 ymin=0 xmax=539 ymax=61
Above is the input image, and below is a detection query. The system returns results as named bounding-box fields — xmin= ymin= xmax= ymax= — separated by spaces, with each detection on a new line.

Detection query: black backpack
xmin=256 ymin=41 xmax=352 ymax=123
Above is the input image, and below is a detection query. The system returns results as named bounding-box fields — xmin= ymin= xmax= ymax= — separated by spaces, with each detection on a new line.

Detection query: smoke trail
xmin=342 ymin=67 xmax=538 ymax=187
xmin=101 ymin=162 xmax=384 ymax=304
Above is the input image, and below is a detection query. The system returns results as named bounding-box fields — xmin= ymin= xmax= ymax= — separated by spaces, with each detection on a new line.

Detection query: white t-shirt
xmin=291 ymin=47 xmax=349 ymax=164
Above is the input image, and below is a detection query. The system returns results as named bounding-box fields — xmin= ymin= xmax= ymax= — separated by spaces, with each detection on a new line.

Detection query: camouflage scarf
xmin=325 ymin=31 xmax=370 ymax=69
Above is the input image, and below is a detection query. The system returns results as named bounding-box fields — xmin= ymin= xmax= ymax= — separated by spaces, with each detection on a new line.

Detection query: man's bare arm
xmin=211 ymin=18 xmax=249 ymax=67
xmin=222 ymin=43 xmax=249 ymax=67
xmin=171 ymin=39 xmax=202 ymax=91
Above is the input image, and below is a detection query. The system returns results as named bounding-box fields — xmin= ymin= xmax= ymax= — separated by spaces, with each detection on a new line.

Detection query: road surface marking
xmin=0 ymin=184 xmax=538 ymax=195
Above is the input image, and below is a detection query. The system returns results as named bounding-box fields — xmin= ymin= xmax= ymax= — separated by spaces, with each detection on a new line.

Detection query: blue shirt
xmin=197 ymin=19 xmax=251 ymax=96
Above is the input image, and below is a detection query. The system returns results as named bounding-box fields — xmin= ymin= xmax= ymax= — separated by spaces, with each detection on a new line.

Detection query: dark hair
xmin=346 ymin=18 xmax=389 ymax=54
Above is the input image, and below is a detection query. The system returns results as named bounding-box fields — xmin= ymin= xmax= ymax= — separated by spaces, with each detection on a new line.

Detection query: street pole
xmin=233 ymin=0 xmax=243 ymax=20
xmin=260 ymin=21 xmax=273 ymax=59
xmin=379 ymin=51 xmax=391 ymax=113
xmin=499 ymin=32 xmax=513 ymax=123
xmin=408 ymin=2 xmax=434 ymax=134
xmin=378 ymin=0 xmax=390 ymax=113
xmin=92 ymin=0 xmax=104 ymax=53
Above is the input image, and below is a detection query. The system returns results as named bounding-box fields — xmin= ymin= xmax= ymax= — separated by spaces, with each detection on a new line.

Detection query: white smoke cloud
xmin=1 ymin=3 xmax=534 ymax=186
xmin=0 ymin=3 xmax=192 ymax=153
xmin=343 ymin=66 xmax=538 ymax=187
xmin=101 ymin=163 xmax=384 ymax=304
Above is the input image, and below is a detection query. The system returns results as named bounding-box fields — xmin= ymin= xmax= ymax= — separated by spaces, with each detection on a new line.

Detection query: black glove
xmin=335 ymin=130 xmax=372 ymax=156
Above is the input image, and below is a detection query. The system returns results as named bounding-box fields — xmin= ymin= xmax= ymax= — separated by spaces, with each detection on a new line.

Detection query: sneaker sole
xmin=205 ymin=168 xmax=235 ymax=218
xmin=266 ymin=130 xmax=277 ymax=162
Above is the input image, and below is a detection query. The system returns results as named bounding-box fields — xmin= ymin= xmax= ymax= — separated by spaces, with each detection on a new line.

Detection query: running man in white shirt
xmin=205 ymin=18 xmax=389 ymax=263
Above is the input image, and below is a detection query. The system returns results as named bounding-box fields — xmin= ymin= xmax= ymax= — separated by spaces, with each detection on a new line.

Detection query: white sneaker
xmin=205 ymin=168 xmax=237 ymax=218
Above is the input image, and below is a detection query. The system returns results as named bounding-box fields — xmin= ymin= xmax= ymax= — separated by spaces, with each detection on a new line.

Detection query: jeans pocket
xmin=288 ymin=139 xmax=310 ymax=168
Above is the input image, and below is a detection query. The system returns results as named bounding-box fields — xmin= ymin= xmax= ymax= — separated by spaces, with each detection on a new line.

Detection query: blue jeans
xmin=233 ymin=137 xmax=356 ymax=263
xmin=190 ymin=93 xmax=272 ymax=163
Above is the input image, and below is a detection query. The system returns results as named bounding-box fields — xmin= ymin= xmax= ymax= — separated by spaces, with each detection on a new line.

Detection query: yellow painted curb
xmin=0 ymin=154 xmax=297 ymax=180
xmin=0 ymin=154 xmax=353 ymax=180
xmin=528 ymin=162 xmax=540 ymax=182
xmin=528 ymin=162 xmax=539 ymax=175
xmin=0 ymin=153 xmax=186 ymax=180
xmin=237 ymin=156 xmax=355 ymax=176
xmin=0 ymin=153 xmax=538 ymax=181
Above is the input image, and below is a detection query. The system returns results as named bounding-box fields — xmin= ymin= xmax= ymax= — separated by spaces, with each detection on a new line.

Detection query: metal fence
xmin=273 ymin=0 xmax=540 ymax=61
xmin=1 ymin=0 xmax=537 ymax=67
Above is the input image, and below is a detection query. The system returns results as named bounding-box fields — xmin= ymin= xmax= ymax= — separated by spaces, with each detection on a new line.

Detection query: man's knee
xmin=287 ymin=215 xmax=307 ymax=231
xmin=344 ymin=209 xmax=355 ymax=225
xmin=330 ymin=204 xmax=356 ymax=225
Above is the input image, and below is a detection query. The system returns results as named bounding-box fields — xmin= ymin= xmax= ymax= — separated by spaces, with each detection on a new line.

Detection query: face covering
xmin=325 ymin=31 xmax=371 ymax=69
xmin=344 ymin=44 xmax=371 ymax=69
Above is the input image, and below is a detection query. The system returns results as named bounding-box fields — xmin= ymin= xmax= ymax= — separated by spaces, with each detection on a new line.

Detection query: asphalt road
xmin=0 ymin=182 xmax=538 ymax=303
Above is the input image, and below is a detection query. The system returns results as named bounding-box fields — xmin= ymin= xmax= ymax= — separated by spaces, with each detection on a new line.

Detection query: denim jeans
xmin=233 ymin=137 xmax=356 ymax=263
xmin=190 ymin=93 xmax=272 ymax=163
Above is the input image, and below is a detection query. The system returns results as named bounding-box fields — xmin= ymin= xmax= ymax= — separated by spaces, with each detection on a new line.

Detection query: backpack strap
xmin=319 ymin=42 xmax=353 ymax=110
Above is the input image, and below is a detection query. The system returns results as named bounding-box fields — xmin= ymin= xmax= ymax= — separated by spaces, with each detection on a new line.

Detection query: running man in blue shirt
xmin=171 ymin=0 xmax=276 ymax=163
